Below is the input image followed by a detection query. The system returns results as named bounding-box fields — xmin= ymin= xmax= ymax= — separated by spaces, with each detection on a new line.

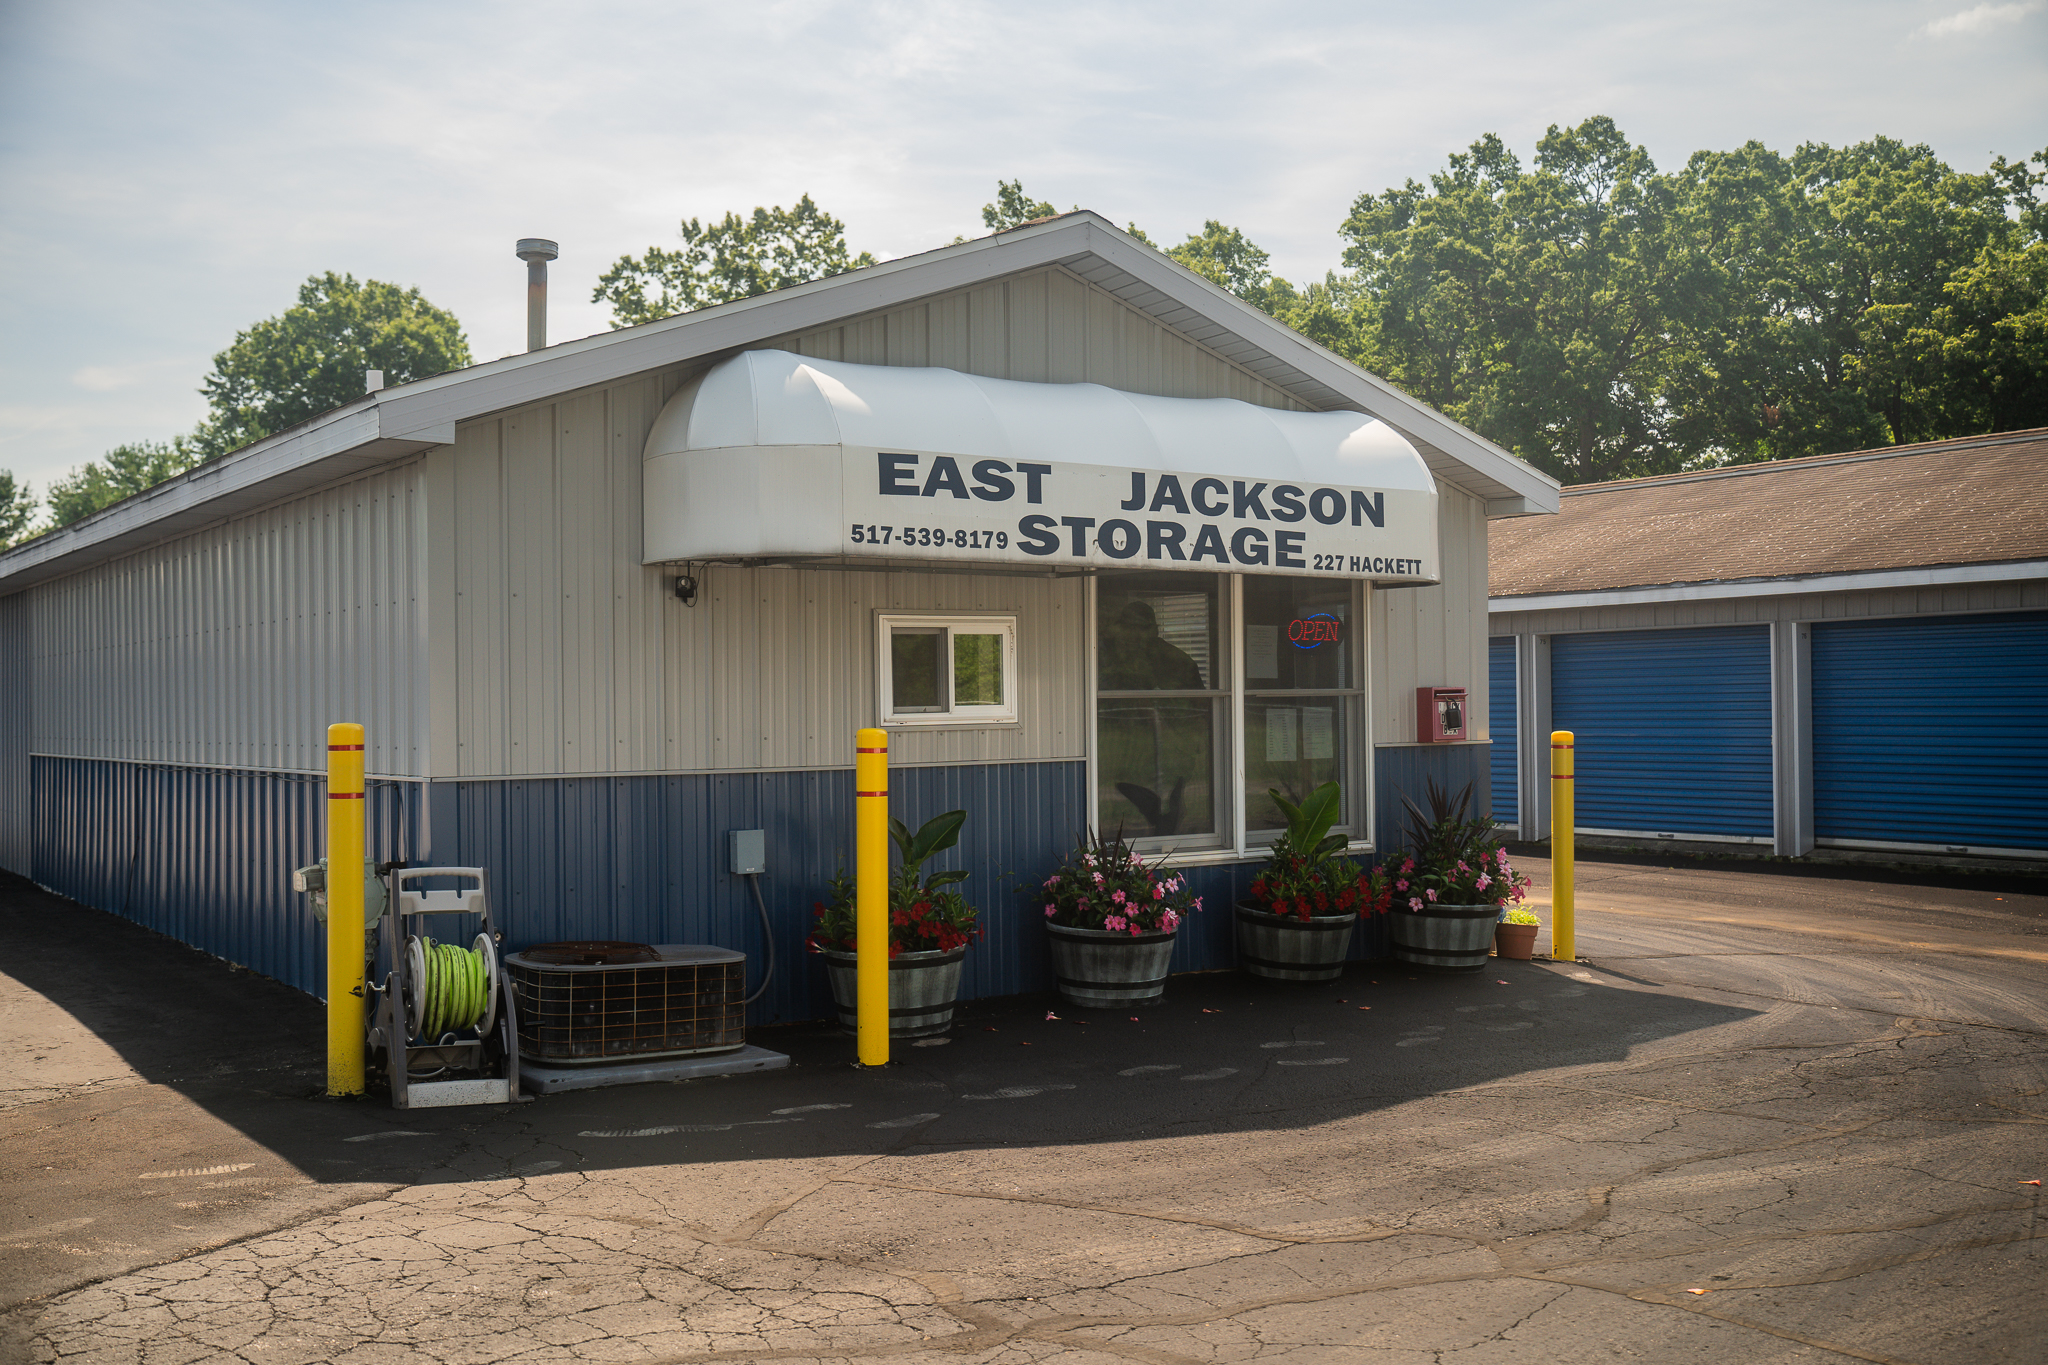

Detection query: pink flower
xmin=1044 ymin=875 xmax=1060 ymax=887
xmin=1161 ymin=910 xmax=1179 ymax=930
xmin=1111 ymin=889 xmax=1126 ymax=904
xmin=1129 ymin=924 xmax=1142 ymax=936
xmin=1400 ymin=858 xmax=1415 ymax=875
xmin=1425 ymin=888 xmax=1437 ymax=902
xmin=1044 ymin=905 xmax=1056 ymax=916
xmin=1395 ymin=879 xmax=1408 ymax=891
xmin=1093 ymin=872 xmax=1105 ymax=886
xmin=1152 ymin=884 xmax=1164 ymax=900
xmin=1192 ymin=897 xmax=1204 ymax=911
xmin=1105 ymin=914 xmax=1127 ymax=931
xmin=1474 ymin=874 xmax=1491 ymax=891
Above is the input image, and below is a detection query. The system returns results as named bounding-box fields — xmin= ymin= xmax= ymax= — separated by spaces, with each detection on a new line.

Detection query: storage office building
xmin=0 ymin=212 xmax=1561 ymax=1020
xmin=1488 ymin=428 xmax=2048 ymax=861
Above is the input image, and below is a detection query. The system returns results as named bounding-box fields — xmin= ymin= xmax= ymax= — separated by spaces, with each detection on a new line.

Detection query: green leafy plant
xmin=1037 ymin=829 xmax=1200 ymax=934
xmin=1245 ymin=781 xmax=1394 ymax=921
xmin=1384 ymin=779 xmax=1530 ymax=912
xmin=807 ymin=809 xmax=978 ymax=956
xmin=1502 ymin=908 xmax=1541 ymax=926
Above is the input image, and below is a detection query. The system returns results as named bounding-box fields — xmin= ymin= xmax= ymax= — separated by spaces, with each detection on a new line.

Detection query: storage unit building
xmin=1488 ymin=429 xmax=2048 ymax=859
xmin=0 ymin=213 xmax=1559 ymax=1018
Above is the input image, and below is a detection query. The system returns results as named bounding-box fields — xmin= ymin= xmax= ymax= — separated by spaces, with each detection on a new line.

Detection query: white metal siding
xmin=769 ymin=267 xmax=1310 ymax=410
xmin=0 ymin=592 xmax=29 ymax=871
xmin=28 ymin=464 xmax=429 ymax=777
xmin=1372 ymin=483 xmax=1490 ymax=744
xmin=1490 ymin=579 xmax=2048 ymax=638
xmin=445 ymin=266 xmax=1497 ymax=779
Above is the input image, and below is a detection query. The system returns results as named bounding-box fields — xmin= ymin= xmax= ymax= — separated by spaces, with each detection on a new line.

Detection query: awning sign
xmin=644 ymin=350 xmax=1440 ymax=583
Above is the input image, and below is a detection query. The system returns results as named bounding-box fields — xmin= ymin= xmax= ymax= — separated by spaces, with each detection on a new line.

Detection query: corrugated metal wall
xmin=1812 ymin=611 xmax=2048 ymax=850
xmin=769 ymin=266 xmax=1310 ymax=409
xmin=1372 ymin=484 xmax=1490 ymax=743
xmin=0 ymin=593 xmax=29 ymax=873
xmin=32 ymin=756 xmax=423 ymax=997
xmin=28 ymin=463 xmax=430 ymax=778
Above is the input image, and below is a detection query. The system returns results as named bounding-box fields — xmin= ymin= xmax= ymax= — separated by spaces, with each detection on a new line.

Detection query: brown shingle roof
xmin=1489 ymin=428 xmax=2048 ymax=599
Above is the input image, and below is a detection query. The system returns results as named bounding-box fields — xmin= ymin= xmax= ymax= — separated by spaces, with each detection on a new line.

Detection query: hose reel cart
xmin=369 ymin=866 xmax=522 ymax=1109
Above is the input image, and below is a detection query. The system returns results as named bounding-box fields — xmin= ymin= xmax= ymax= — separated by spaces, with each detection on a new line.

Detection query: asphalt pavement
xmin=1 ymin=856 xmax=2043 ymax=1364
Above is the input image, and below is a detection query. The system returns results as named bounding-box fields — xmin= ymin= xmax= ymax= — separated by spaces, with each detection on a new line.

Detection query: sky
xmin=1 ymin=0 xmax=2044 ymax=500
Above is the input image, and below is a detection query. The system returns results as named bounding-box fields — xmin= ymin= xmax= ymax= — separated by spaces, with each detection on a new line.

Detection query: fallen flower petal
xmin=1358 ymin=1006 xmax=1372 ymax=1010
xmin=1201 ymin=1008 xmax=1222 ymax=1014
xmin=2023 ymin=1179 xmax=2042 ymax=1186
xmin=1686 ymin=1288 xmax=1708 ymax=1296
xmin=1045 ymin=1011 xmax=1060 ymax=1021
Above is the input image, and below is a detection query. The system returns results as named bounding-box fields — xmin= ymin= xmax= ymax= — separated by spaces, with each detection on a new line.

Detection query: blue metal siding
xmin=1489 ymin=637 xmax=1517 ymax=825
xmin=30 ymin=744 xmax=1498 ymax=1013
xmin=32 ymin=757 xmax=423 ymax=996
xmin=1812 ymin=611 xmax=2048 ymax=850
xmin=1550 ymin=626 xmax=1773 ymax=838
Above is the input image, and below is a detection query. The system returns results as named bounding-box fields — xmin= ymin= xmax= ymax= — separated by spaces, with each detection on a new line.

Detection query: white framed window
xmin=878 ymin=614 xmax=1019 ymax=726
xmin=1091 ymin=572 xmax=1369 ymax=856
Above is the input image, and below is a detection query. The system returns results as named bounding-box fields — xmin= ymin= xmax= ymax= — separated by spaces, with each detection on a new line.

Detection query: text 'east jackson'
xmin=875 ymin=453 xmax=1394 ymax=566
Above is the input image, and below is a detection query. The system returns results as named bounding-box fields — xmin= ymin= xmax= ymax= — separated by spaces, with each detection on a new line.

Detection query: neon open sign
xmin=1288 ymin=614 xmax=1342 ymax=649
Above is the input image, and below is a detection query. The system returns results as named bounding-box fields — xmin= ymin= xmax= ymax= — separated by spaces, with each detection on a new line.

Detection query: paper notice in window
xmin=1265 ymin=707 xmax=1298 ymax=762
xmin=1303 ymin=707 xmax=1335 ymax=760
xmin=1247 ymin=625 xmax=1278 ymax=680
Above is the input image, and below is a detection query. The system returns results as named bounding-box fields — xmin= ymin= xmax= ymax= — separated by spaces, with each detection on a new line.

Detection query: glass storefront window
xmin=1095 ymin=570 xmax=1365 ymax=852
xmin=1242 ymin=576 xmax=1351 ymax=691
xmin=1098 ymin=573 xmax=1218 ymax=692
xmin=1096 ymin=697 xmax=1218 ymax=840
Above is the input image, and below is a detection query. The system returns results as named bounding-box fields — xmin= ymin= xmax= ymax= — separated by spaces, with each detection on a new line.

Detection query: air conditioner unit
xmin=503 ymin=941 xmax=746 ymax=1063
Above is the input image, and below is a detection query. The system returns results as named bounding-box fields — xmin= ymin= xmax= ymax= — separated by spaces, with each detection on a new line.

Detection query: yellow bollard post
xmin=326 ymin=722 xmax=367 ymax=1096
xmin=1550 ymin=730 xmax=1575 ymax=963
xmin=855 ymin=728 xmax=890 ymax=1067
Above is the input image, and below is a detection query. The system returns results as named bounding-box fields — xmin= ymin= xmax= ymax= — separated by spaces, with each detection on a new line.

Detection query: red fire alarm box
xmin=1417 ymin=686 xmax=1467 ymax=742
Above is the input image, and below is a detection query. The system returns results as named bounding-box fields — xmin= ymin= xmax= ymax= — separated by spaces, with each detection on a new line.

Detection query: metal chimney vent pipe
xmin=516 ymin=238 xmax=559 ymax=352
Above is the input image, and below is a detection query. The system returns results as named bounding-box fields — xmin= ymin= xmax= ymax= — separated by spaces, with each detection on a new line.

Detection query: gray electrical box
xmin=729 ymin=829 xmax=766 ymax=875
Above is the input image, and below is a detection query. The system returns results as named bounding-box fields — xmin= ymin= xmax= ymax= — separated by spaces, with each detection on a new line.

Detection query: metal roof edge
xmin=1553 ymin=426 xmax=2048 ymax=499
xmin=1487 ymin=558 xmax=2048 ymax=613
xmin=4 ymin=211 xmax=1557 ymax=589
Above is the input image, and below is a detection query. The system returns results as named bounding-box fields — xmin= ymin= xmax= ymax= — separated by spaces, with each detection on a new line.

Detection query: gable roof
xmin=1 ymin=212 xmax=1557 ymax=594
xmin=1490 ymin=427 xmax=2048 ymax=605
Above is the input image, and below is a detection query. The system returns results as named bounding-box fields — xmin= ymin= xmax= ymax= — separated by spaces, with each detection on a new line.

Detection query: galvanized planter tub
xmin=1389 ymin=905 xmax=1499 ymax=971
xmin=1045 ymin=923 xmax=1178 ymax=1008
xmin=819 ymin=946 xmax=967 ymax=1037
xmin=1233 ymin=901 xmax=1357 ymax=981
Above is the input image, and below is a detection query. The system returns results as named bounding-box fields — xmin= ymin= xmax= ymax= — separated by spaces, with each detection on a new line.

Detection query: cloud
xmin=1916 ymin=2 xmax=2042 ymax=37
xmin=70 ymin=366 xmax=142 ymax=393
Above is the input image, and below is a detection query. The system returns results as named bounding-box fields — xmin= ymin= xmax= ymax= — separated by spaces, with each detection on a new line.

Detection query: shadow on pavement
xmin=0 ymin=867 xmax=1755 ymax=1308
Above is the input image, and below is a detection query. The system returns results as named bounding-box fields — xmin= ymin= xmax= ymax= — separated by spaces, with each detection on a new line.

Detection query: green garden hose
xmin=412 ymin=936 xmax=490 ymax=1040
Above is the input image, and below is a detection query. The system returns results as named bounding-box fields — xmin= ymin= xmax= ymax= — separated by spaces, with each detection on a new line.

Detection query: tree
xmin=595 ymin=195 xmax=877 ymax=328
xmin=1666 ymin=136 xmax=2030 ymax=460
xmin=981 ymin=180 xmax=1060 ymax=231
xmin=195 ymin=273 xmax=471 ymax=459
xmin=1342 ymin=118 xmax=1708 ymax=484
xmin=46 ymin=439 xmax=201 ymax=528
xmin=0 ymin=470 xmax=37 ymax=548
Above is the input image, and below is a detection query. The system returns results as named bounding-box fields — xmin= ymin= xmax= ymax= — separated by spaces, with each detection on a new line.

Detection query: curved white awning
xmin=643 ymin=349 xmax=1440 ymax=582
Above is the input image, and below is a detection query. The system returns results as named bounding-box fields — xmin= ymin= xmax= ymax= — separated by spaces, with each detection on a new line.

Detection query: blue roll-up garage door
xmin=1490 ymin=637 xmax=1517 ymax=826
xmin=1550 ymin=625 xmax=1773 ymax=838
xmin=1812 ymin=611 xmax=2048 ymax=852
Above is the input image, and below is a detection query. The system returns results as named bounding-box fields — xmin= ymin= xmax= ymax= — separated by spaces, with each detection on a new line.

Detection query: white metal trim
xmin=1491 ymin=559 xmax=2048 ymax=614
xmin=1579 ymin=827 xmax=1772 ymax=846
xmin=1817 ymin=836 xmax=2048 ymax=860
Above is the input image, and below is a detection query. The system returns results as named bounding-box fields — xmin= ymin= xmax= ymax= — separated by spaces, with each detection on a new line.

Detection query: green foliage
xmin=808 ymin=809 xmax=978 ymax=956
xmin=1246 ymin=781 xmax=1392 ymax=921
xmin=195 ymin=273 xmax=470 ymax=460
xmin=1386 ymin=780 xmax=1530 ymax=911
xmin=595 ymin=195 xmax=878 ymax=327
xmin=0 ymin=470 xmax=37 ymax=548
xmin=46 ymin=439 xmax=200 ymax=527
xmin=1334 ymin=121 xmax=2046 ymax=482
xmin=982 ymin=179 xmax=1060 ymax=231
xmin=1502 ymin=908 xmax=1542 ymax=926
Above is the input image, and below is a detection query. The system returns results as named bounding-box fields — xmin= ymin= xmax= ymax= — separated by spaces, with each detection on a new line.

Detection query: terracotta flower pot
xmin=1494 ymin=921 xmax=1539 ymax=960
